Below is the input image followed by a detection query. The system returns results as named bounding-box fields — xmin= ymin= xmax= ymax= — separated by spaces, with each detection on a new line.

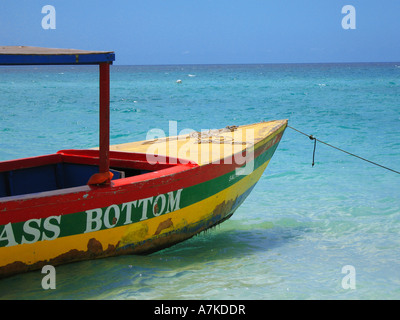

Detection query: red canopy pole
xmin=99 ymin=62 xmax=110 ymax=175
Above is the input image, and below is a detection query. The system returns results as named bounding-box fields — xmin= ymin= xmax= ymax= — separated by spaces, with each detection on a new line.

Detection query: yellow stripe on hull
xmin=0 ymin=160 xmax=269 ymax=271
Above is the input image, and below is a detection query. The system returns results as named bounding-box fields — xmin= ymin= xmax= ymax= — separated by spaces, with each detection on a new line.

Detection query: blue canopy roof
xmin=0 ymin=46 xmax=115 ymax=65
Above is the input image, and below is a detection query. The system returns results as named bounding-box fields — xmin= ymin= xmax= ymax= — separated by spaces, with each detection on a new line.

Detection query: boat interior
xmin=0 ymin=149 xmax=180 ymax=198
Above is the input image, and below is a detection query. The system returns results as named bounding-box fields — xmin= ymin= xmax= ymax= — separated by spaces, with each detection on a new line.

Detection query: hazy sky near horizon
xmin=1 ymin=0 xmax=399 ymax=65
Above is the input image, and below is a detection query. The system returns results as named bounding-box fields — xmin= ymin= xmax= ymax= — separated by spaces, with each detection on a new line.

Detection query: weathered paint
xmin=0 ymin=120 xmax=287 ymax=278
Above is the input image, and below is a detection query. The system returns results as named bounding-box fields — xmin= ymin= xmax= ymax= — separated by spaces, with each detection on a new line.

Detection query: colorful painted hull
xmin=0 ymin=120 xmax=287 ymax=278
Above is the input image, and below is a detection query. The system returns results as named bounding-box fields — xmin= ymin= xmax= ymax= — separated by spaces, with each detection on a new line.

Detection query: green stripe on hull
xmin=0 ymin=142 xmax=278 ymax=248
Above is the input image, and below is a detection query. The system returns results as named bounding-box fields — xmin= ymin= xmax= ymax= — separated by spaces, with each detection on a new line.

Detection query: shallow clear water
xmin=0 ymin=63 xmax=399 ymax=299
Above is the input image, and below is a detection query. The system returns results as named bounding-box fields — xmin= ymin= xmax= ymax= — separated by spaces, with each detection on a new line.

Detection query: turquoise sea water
xmin=0 ymin=63 xmax=399 ymax=299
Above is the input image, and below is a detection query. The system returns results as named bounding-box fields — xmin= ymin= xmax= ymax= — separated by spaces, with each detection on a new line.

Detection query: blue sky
xmin=1 ymin=0 xmax=399 ymax=65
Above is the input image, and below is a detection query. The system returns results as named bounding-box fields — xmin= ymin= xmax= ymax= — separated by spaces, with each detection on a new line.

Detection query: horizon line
xmin=112 ymin=61 xmax=400 ymax=67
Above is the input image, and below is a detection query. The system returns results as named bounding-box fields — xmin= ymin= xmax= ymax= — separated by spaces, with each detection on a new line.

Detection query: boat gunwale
xmin=0 ymin=152 xmax=195 ymax=203
xmin=0 ymin=120 xmax=287 ymax=205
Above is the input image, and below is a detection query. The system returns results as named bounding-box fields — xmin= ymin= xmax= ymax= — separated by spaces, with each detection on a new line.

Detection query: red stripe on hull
xmin=0 ymin=131 xmax=283 ymax=225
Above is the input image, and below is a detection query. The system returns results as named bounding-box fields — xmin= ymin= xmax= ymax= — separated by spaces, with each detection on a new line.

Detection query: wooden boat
xmin=0 ymin=46 xmax=287 ymax=278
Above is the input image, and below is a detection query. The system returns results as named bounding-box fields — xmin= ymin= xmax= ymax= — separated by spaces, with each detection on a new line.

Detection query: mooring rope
xmin=287 ymin=125 xmax=400 ymax=175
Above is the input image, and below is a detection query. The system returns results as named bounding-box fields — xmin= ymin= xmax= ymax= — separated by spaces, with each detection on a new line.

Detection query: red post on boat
xmin=99 ymin=62 xmax=110 ymax=176
xmin=0 ymin=46 xmax=116 ymax=186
